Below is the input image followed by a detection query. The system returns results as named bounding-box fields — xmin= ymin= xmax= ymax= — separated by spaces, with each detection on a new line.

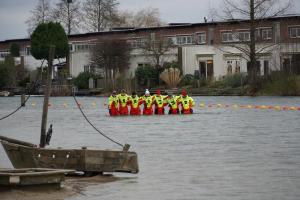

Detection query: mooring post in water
xmin=21 ymin=94 xmax=26 ymax=107
xmin=40 ymin=45 xmax=55 ymax=148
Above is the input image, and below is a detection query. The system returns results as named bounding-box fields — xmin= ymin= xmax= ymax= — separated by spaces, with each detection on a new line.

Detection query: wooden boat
xmin=0 ymin=135 xmax=139 ymax=174
xmin=0 ymin=168 xmax=74 ymax=187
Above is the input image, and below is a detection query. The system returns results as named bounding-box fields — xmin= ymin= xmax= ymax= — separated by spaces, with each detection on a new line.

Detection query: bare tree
xmin=115 ymin=7 xmax=165 ymax=28
xmin=26 ymin=0 xmax=52 ymax=34
xmin=91 ymin=38 xmax=131 ymax=79
xmin=141 ymin=33 xmax=174 ymax=68
xmin=82 ymin=0 xmax=119 ymax=32
xmin=52 ymin=0 xmax=82 ymax=34
xmin=219 ymin=0 xmax=292 ymax=87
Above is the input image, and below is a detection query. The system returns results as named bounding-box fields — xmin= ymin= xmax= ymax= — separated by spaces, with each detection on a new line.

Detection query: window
xmin=75 ymin=44 xmax=91 ymax=51
xmin=221 ymin=32 xmax=233 ymax=42
xmin=166 ymin=36 xmax=177 ymax=45
xmin=69 ymin=44 xmax=74 ymax=52
xmin=0 ymin=52 xmax=9 ymax=58
xmin=238 ymin=31 xmax=250 ymax=42
xmin=261 ymin=29 xmax=272 ymax=40
xmin=197 ymin=33 xmax=206 ymax=44
xmin=137 ymin=63 xmax=150 ymax=68
xmin=289 ymin=26 xmax=300 ymax=38
xmin=129 ymin=38 xmax=144 ymax=48
xmin=226 ymin=61 xmax=233 ymax=75
xmin=255 ymin=29 xmax=260 ymax=40
xmin=177 ymin=35 xmax=193 ymax=45
xmin=26 ymin=47 xmax=31 ymax=55
xmin=235 ymin=60 xmax=241 ymax=73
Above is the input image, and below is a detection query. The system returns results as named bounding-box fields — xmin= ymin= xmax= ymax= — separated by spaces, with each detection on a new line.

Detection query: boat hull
xmin=1 ymin=140 xmax=139 ymax=174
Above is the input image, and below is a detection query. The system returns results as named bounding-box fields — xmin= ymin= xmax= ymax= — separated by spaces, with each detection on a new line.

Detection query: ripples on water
xmin=0 ymin=96 xmax=300 ymax=200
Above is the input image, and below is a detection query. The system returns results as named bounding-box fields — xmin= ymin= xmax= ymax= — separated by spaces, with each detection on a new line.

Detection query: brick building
xmin=0 ymin=15 xmax=299 ymax=80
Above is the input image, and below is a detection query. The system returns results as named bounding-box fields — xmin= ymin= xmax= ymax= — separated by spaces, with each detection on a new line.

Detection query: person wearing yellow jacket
xmin=167 ymin=93 xmax=180 ymax=114
xmin=142 ymin=89 xmax=154 ymax=115
xmin=154 ymin=89 xmax=168 ymax=115
xmin=118 ymin=89 xmax=130 ymax=115
xmin=128 ymin=92 xmax=142 ymax=115
xmin=178 ymin=89 xmax=195 ymax=114
xmin=108 ymin=90 xmax=119 ymax=116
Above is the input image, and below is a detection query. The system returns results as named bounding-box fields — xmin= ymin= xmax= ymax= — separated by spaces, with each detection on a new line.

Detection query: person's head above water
xmin=132 ymin=91 xmax=137 ymax=97
xmin=120 ymin=89 xmax=126 ymax=95
xmin=145 ymin=89 xmax=150 ymax=96
xmin=156 ymin=89 xmax=161 ymax=95
xmin=182 ymin=89 xmax=187 ymax=97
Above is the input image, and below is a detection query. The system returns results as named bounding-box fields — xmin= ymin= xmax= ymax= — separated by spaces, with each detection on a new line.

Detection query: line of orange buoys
xmin=28 ymin=101 xmax=300 ymax=111
xmin=199 ymin=103 xmax=300 ymax=111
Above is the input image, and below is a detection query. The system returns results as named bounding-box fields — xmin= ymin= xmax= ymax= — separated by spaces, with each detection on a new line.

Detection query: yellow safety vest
xmin=154 ymin=95 xmax=166 ymax=108
xmin=118 ymin=94 xmax=129 ymax=107
xmin=179 ymin=95 xmax=195 ymax=110
xmin=130 ymin=96 xmax=141 ymax=109
xmin=168 ymin=96 xmax=179 ymax=109
xmin=143 ymin=96 xmax=153 ymax=108
xmin=108 ymin=95 xmax=119 ymax=109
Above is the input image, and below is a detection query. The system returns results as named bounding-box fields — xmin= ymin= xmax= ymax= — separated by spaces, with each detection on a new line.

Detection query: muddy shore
xmin=0 ymin=175 xmax=119 ymax=200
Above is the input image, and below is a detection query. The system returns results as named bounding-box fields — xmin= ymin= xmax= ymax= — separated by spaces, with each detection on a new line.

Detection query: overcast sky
xmin=0 ymin=0 xmax=299 ymax=41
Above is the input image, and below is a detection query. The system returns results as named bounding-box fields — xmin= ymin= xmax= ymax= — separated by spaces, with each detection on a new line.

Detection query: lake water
xmin=0 ymin=96 xmax=300 ymax=200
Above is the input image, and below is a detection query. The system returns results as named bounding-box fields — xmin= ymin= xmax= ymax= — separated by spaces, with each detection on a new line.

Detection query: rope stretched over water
xmin=72 ymin=90 xmax=124 ymax=148
xmin=0 ymin=60 xmax=45 ymax=121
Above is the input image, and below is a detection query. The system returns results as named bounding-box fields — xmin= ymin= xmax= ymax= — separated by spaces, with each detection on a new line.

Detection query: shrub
xmin=73 ymin=72 xmax=94 ymax=90
xmin=135 ymin=65 xmax=163 ymax=86
xmin=179 ymin=74 xmax=194 ymax=86
xmin=223 ymin=73 xmax=248 ymax=88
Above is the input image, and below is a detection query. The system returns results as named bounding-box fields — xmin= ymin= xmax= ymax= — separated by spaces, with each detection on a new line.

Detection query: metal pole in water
xmin=40 ymin=46 xmax=55 ymax=148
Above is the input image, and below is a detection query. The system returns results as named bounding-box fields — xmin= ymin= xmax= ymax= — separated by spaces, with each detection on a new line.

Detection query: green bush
xmin=73 ymin=72 xmax=94 ymax=90
xmin=135 ymin=65 xmax=163 ymax=86
xmin=260 ymin=73 xmax=300 ymax=96
xmin=223 ymin=73 xmax=248 ymax=88
xmin=179 ymin=74 xmax=194 ymax=86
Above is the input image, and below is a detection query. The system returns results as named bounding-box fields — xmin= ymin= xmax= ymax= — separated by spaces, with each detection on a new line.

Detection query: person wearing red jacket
xmin=108 ymin=90 xmax=119 ymax=116
xmin=128 ymin=92 xmax=142 ymax=115
xmin=154 ymin=89 xmax=168 ymax=115
xmin=178 ymin=89 xmax=195 ymax=114
xmin=118 ymin=89 xmax=130 ymax=115
xmin=142 ymin=89 xmax=154 ymax=115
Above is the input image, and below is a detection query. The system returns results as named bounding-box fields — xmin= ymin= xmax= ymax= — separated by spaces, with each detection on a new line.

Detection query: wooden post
xmin=40 ymin=46 xmax=55 ymax=148
xmin=21 ymin=94 xmax=26 ymax=107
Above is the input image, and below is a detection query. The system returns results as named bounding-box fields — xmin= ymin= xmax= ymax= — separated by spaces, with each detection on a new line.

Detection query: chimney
xmin=204 ymin=17 xmax=207 ymax=23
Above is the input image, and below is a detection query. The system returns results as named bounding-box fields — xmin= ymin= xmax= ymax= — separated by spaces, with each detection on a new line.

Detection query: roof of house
xmin=0 ymin=14 xmax=299 ymax=45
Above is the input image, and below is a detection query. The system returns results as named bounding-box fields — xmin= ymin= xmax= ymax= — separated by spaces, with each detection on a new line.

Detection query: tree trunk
xmin=40 ymin=46 xmax=55 ymax=148
xmin=249 ymin=0 xmax=257 ymax=85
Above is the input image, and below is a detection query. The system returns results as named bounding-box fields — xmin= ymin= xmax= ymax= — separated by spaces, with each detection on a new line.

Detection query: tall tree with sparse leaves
xmin=26 ymin=0 xmax=52 ymax=34
xmin=82 ymin=0 xmax=119 ymax=32
xmin=91 ymin=37 xmax=130 ymax=79
xmin=52 ymin=0 xmax=82 ymax=34
xmin=219 ymin=0 xmax=292 ymax=89
xmin=115 ymin=7 xmax=164 ymax=28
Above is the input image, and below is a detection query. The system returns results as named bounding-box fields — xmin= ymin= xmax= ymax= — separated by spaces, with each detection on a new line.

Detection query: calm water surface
xmin=0 ymin=96 xmax=300 ymax=200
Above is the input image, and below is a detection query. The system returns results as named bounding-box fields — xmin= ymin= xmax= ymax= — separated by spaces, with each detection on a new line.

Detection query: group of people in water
xmin=108 ymin=89 xmax=195 ymax=116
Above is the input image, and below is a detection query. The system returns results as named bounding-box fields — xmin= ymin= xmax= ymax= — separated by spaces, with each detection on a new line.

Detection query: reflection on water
xmin=0 ymin=96 xmax=300 ymax=200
